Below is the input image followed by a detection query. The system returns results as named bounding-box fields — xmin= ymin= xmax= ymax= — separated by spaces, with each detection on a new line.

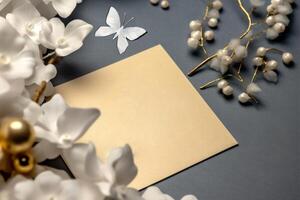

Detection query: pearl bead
xmin=217 ymin=49 xmax=228 ymax=57
xmin=0 ymin=53 xmax=11 ymax=65
xmin=187 ymin=37 xmax=199 ymax=49
xmin=238 ymin=92 xmax=250 ymax=103
xmin=191 ymin=30 xmax=202 ymax=40
xmin=160 ymin=0 xmax=169 ymax=9
xmin=204 ymin=30 xmax=215 ymax=41
xmin=221 ymin=55 xmax=232 ymax=66
xmin=189 ymin=20 xmax=202 ymax=31
xmin=273 ymin=22 xmax=285 ymax=33
xmin=208 ymin=18 xmax=218 ymax=28
xmin=217 ymin=79 xmax=228 ymax=89
xmin=253 ymin=57 xmax=264 ymax=67
xmin=267 ymin=5 xmax=277 ymax=14
xmin=150 ymin=0 xmax=159 ymax=5
xmin=256 ymin=47 xmax=267 ymax=57
xmin=222 ymin=85 xmax=233 ymax=96
xmin=212 ymin=0 xmax=223 ymax=10
xmin=266 ymin=60 xmax=278 ymax=70
xmin=266 ymin=16 xmax=275 ymax=26
xmin=282 ymin=52 xmax=293 ymax=64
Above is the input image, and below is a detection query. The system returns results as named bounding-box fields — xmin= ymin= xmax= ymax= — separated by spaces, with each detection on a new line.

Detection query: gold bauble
xmin=0 ymin=117 xmax=35 ymax=154
xmin=13 ymin=151 xmax=35 ymax=174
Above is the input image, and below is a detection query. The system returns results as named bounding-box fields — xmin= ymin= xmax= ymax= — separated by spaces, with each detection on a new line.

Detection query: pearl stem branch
xmin=188 ymin=0 xmax=252 ymax=77
xmin=238 ymin=0 xmax=252 ymax=39
xmin=251 ymin=65 xmax=259 ymax=83
xmin=200 ymin=76 xmax=230 ymax=90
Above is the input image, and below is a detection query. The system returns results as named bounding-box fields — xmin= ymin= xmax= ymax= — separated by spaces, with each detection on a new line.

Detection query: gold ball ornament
xmin=13 ymin=151 xmax=35 ymax=174
xmin=0 ymin=117 xmax=35 ymax=155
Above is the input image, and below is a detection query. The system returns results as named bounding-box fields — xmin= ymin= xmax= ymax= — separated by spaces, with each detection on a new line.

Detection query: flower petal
xmin=107 ymin=144 xmax=137 ymax=186
xmin=62 ymin=143 xmax=105 ymax=182
xmin=246 ymin=83 xmax=262 ymax=95
xmin=48 ymin=0 xmax=77 ymax=18
xmin=6 ymin=51 xmax=36 ymax=80
xmin=38 ymin=94 xmax=67 ymax=131
xmin=25 ymin=63 xmax=57 ymax=85
xmin=143 ymin=186 xmax=175 ymax=200
xmin=35 ymin=171 xmax=62 ymax=194
xmin=56 ymin=107 xmax=100 ymax=147
xmin=33 ymin=140 xmax=61 ymax=162
xmin=0 ymin=17 xmax=26 ymax=56
xmin=263 ymin=70 xmax=278 ymax=83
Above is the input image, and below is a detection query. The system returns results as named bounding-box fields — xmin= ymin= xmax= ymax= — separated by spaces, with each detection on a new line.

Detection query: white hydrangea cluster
xmin=210 ymin=39 xmax=247 ymax=75
xmin=265 ymin=0 xmax=294 ymax=40
xmin=0 ymin=0 xmax=200 ymax=199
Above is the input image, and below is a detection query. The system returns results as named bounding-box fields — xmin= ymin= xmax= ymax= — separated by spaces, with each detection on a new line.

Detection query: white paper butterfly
xmin=95 ymin=7 xmax=147 ymax=54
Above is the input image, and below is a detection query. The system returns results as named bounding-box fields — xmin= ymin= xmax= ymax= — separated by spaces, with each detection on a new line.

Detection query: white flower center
xmin=57 ymin=38 xmax=68 ymax=48
xmin=0 ymin=53 xmax=10 ymax=65
xmin=59 ymin=134 xmax=73 ymax=145
xmin=25 ymin=23 xmax=35 ymax=34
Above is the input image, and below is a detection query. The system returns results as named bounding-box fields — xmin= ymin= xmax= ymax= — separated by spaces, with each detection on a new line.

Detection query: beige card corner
xmin=56 ymin=44 xmax=238 ymax=189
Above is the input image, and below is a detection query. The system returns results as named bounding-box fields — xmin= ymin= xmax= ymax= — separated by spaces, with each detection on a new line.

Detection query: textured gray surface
xmin=53 ymin=0 xmax=299 ymax=200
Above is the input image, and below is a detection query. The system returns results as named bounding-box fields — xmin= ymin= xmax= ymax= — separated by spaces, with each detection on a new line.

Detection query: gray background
xmin=53 ymin=0 xmax=299 ymax=200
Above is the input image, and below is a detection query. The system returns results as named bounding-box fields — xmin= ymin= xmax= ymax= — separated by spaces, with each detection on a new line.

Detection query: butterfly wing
xmin=95 ymin=7 xmax=121 ymax=37
xmin=122 ymin=27 xmax=146 ymax=41
xmin=117 ymin=33 xmax=129 ymax=54
xmin=95 ymin=26 xmax=116 ymax=37
xmin=106 ymin=6 xmax=121 ymax=31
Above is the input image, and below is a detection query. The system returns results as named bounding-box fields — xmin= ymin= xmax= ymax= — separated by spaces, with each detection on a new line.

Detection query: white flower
xmin=0 ymin=175 xmax=26 ymax=200
xmin=39 ymin=18 xmax=93 ymax=56
xmin=0 ymin=80 xmax=40 ymax=124
xmin=14 ymin=171 xmax=103 ymax=200
xmin=33 ymin=94 xmax=100 ymax=161
xmin=6 ymin=1 xmax=47 ymax=44
xmin=24 ymin=37 xmax=57 ymax=86
xmin=43 ymin=0 xmax=78 ymax=18
xmin=63 ymin=143 xmax=140 ymax=200
xmin=0 ymin=17 xmax=36 ymax=81
xmin=143 ymin=186 xmax=198 ymax=200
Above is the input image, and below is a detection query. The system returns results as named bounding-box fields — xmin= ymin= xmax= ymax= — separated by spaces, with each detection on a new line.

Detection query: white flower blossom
xmin=62 ymin=143 xmax=141 ymax=200
xmin=14 ymin=171 xmax=103 ymax=200
xmin=0 ymin=17 xmax=36 ymax=81
xmin=33 ymin=94 xmax=100 ymax=161
xmin=39 ymin=18 xmax=93 ymax=56
xmin=6 ymin=1 xmax=47 ymax=44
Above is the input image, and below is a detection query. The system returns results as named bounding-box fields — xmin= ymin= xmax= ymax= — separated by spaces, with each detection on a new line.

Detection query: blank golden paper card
xmin=56 ymin=45 xmax=237 ymax=189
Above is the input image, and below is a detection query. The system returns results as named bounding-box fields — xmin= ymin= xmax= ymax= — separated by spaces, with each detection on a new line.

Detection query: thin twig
xmin=238 ymin=0 xmax=252 ymax=39
xmin=251 ymin=66 xmax=259 ymax=82
xmin=42 ymin=51 xmax=56 ymax=60
xmin=200 ymin=74 xmax=235 ymax=89
xmin=32 ymin=81 xmax=47 ymax=103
